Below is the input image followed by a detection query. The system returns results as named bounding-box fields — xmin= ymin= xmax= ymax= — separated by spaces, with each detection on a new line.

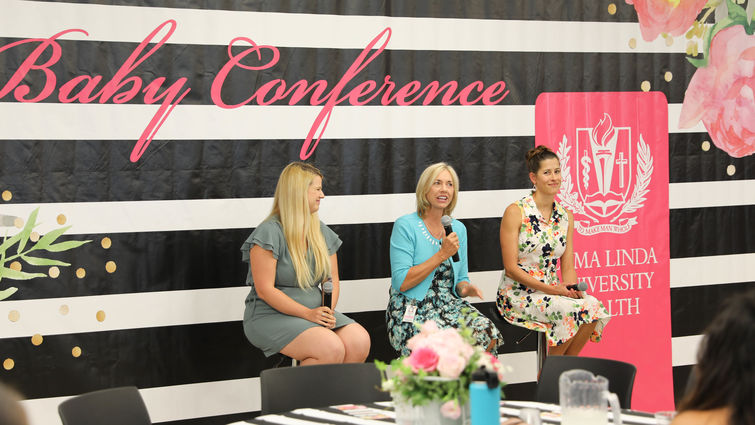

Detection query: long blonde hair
xmin=415 ymin=162 xmax=459 ymax=217
xmin=268 ymin=162 xmax=330 ymax=288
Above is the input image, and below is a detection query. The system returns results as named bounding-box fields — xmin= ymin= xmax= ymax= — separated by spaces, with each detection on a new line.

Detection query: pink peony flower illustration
xmin=625 ymin=0 xmax=707 ymax=41
xmin=679 ymin=25 xmax=755 ymax=158
xmin=406 ymin=346 xmax=439 ymax=373
xmin=441 ymin=400 xmax=462 ymax=419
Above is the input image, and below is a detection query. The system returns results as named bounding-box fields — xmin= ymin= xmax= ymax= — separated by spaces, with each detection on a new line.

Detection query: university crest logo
xmin=557 ymin=112 xmax=653 ymax=235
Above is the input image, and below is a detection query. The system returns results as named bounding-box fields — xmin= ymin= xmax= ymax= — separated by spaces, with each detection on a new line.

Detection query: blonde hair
xmin=268 ymin=162 xmax=330 ymax=288
xmin=415 ymin=162 xmax=459 ymax=217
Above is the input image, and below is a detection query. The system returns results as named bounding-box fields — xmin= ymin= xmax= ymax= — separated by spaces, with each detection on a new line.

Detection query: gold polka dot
xmin=702 ymin=140 xmax=711 ymax=151
xmin=665 ymin=35 xmax=674 ymax=46
xmin=30 ymin=231 xmax=40 ymax=242
xmin=641 ymin=81 xmax=651 ymax=92
xmin=49 ymin=266 xmax=60 ymax=278
xmin=96 ymin=310 xmax=106 ymax=322
xmin=72 ymin=346 xmax=82 ymax=358
xmin=105 ymin=261 xmax=117 ymax=274
xmin=101 ymin=237 xmax=112 ymax=249
xmin=664 ymin=71 xmax=673 ymax=82
xmin=59 ymin=304 xmax=70 ymax=315
xmin=607 ymin=3 xmax=617 ymax=14
xmin=8 ymin=310 xmax=20 ymax=322
xmin=31 ymin=334 xmax=43 ymax=346
xmin=76 ymin=268 xmax=86 ymax=279
xmin=726 ymin=165 xmax=736 ymax=176
xmin=1 ymin=191 xmax=11 ymax=201
xmin=3 ymin=358 xmax=14 ymax=370
xmin=57 ymin=214 xmax=67 ymax=225
xmin=13 ymin=217 xmax=23 ymax=228
xmin=629 ymin=38 xmax=637 ymax=49
xmin=9 ymin=261 xmax=21 ymax=272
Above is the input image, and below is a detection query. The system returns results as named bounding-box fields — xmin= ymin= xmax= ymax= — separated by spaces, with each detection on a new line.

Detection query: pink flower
xmin=420 ymin=320 xmax=440 ymax=334
xmin=440 ymin=400 xmax=461 ymax=419
xmin=679 ymin=25 xmax=755 ymax=158
xmin=406 ymin=346 xmax=439 ymax=373
xmin=625 ymin=0 xmax=706 ymax=41
xmin=407 ymin=320 xmax=441 ymax=351
xmin=437 ymin=352 xmax=467 ymax=378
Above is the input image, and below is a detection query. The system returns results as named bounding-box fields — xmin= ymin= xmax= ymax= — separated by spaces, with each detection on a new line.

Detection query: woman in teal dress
xmin=386 ymin=162 xmax=503 ymax=356
xmin=241 ymin=162 xmax=370 ymax=364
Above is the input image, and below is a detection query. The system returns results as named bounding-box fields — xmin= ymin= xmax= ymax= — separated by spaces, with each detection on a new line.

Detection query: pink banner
xmin=536 ymin=92 xmax=672 ymax=411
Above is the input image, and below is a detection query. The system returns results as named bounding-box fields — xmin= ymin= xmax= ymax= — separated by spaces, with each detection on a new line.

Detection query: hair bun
xmin=525 ymin=145 xmax=552 ymax=161
xmin=525 ymin=145 xmax=558 ymax=173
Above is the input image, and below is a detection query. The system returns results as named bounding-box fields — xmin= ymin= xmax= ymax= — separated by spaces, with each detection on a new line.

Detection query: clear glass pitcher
xmin=559 ymin=369 xmax=622 ymax=425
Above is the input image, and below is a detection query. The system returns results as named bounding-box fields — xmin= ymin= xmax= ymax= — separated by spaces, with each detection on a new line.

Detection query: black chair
xmin=535 ymin=355 xmax=637 ymax=409
xmin=260 ymin=362 xmax=390 ymax=414
xmin=58 ymin=386 xmax=151 ymax=425
xmin=488 ymin=306 xmax=548 ymax=375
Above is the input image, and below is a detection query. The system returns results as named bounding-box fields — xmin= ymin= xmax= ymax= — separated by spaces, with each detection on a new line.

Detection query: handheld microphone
xmin=440 ymin=215 xmax=460 ymax=262
xmin=566 ymin=281 xmax=588 ymax=291
xmin=322 ymin=279 xmax=333 ymax=309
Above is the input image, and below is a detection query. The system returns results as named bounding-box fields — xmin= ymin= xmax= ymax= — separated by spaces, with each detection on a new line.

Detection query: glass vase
xmin=392 ymin=394 xmax=469 ymax=425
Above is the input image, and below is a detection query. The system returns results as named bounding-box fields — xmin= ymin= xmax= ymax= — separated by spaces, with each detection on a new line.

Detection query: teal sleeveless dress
xmin=241 ymin=216 xmax=355 ymax=357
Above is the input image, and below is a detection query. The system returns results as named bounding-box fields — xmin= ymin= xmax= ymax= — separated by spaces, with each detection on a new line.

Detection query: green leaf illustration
xmin=690 ymin=0 xmax=752 ymax=68
xmin=16 ymin=207 xmax=39 ymax=254
xmin=0 ymin=267 xmax=47 ymax=280
xmin=1 ymin=208 xmax=94 ymax=301
xmin=0 ymin=231 xmax=24 ymax=253
xmin=21 ymin=255 xmax=71 ymax=267
xmin=30 ymin=225 xmax=71 ymax=251
xmin=43 ymin=240 xmax=91 ymax=252
xmin=726 ymin=0 xmax=748 ymax=22
xmin=686 ymin=56 xmax=708 ymax=67
xmin=0 ymin=287 xmax=18 ymax=301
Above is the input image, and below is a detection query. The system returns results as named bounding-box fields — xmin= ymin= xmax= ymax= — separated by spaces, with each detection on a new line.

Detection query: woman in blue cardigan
xmin=386 ymin=162 xmax=503 ymax=355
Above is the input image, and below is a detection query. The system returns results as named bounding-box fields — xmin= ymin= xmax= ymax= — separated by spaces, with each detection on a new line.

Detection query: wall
xmin=0 ymin=1 xmax=753 ymax=424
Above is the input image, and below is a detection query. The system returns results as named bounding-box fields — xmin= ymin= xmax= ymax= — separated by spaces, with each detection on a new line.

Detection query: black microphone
xmin=322 ymin=279 xmax=333 ymax=309
xmin=440 ymin=215 xmax=460 ymax=262
xmin=566 ymin=281 xmax=588 ymax=291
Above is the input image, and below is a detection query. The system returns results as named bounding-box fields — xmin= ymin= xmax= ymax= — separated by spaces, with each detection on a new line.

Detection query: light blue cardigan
xmin=389 ymin=212 xmax=470 ymax=301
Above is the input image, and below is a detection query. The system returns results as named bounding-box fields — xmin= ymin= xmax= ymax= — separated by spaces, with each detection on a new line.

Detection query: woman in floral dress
xmin=497 ymin=146 xmax=610 ymax=355
xmin=386 ymin=163 xmax=503 ymax=356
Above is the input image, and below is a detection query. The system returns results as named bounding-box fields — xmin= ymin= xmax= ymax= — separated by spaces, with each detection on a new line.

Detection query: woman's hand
xmin=552 ymin=282 xmax=580 ymax=298
xmin=307 ymin=306 xmax=336 ymax=328
xmin=458 ymin=282 xmax=484 ymax=299
xmin=439 ymin=232 xmax=460 ymax=261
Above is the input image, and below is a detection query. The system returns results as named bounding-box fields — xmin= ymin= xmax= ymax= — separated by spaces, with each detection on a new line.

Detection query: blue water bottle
xmin=469 ymin=366 xmax=500 ymax=425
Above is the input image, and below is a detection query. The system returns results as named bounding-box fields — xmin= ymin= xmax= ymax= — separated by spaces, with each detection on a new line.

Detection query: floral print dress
xmin=387 ymin=261 xmax=503 ymax=356
xmin=496 ymin=195 xmax=610 ymax=346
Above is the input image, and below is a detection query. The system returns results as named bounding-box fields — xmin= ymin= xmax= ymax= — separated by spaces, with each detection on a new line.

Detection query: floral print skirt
xmin=386 ymin=261 xmax=503 ymax=356
xmin=496 ymin=278 xmax=611 ymax=347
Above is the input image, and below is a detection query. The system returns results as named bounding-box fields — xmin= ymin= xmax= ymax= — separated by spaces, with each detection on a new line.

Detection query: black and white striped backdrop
xmin=1 ymin=1 xmax=753 ymax=424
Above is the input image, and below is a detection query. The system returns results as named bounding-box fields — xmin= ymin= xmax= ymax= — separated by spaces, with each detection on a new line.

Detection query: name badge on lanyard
xmin=402 ymin=305 xmax=417 ymax=323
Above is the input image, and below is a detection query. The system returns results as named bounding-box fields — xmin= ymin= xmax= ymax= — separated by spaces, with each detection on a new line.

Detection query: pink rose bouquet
xmin=375 ymin=319 xmax=507 ymax=419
